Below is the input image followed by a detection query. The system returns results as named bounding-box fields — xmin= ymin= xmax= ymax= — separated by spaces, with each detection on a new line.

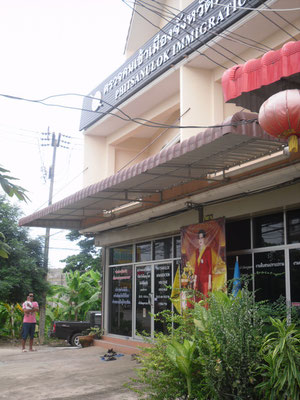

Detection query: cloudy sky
xmin=0 ymin=0 xmax=132 ymax=267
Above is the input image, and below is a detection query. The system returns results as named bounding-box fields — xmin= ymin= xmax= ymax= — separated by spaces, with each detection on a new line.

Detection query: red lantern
xmin=258 ymin=89 xmax=300 ymax=152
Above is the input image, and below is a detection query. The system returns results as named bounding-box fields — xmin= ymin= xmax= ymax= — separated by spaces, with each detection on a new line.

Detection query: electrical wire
xmin=122 ymin=0 xmax=228 ymax=69
xmin=264 ymin=2 xmax=300 ymax=33
xmin=33 ymin=166 xmax=88 ymax=212
xmin=126 ymin=0 xmax=269 ymax=80
xmin=0 ymin=91 xmax=259 ymax=130
xmin=118 ymin=107 xmax=190 ymax=172
xmin=133 ymin=0 xmax=246 ymax=63
xmin=257 ymin=8 xmax=298 ymax=41
xmin=2 ymin=3 xmax=295 ymax=132
xmin=2 ymin=3 xmax=292 ymax=131
xmin=148 ymin=0 xmax=295 ymax=51
xmin=215 ymin=3 xmax=300 ymax=12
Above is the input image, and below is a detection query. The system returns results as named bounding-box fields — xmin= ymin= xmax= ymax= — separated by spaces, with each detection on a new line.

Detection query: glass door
xmin=135 ymin=265 xmax=152 ymax=336
xmin=154 ymin=263 xmax=172 ymax=333
xmin=135 ymin=263 xmax=172 ymax=337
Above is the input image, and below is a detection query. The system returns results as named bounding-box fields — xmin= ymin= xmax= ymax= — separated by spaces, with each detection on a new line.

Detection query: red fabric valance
xmin=222 ymin=41 xmax=300 ymax=112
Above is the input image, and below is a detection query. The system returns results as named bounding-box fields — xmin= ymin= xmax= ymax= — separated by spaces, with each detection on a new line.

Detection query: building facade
xmin=20 ymin=0 xmax=300 ymax=340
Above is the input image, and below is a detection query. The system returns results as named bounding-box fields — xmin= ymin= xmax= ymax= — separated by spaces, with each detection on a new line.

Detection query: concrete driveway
xmin=0 ymin=344 xmax=139 ymax=400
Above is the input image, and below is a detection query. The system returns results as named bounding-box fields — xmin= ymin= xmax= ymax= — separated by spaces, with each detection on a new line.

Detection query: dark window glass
xmin=154 ymin=238 xmax=172 ymax=260
xmin=136 ymin=242 xmax=151 ymax=262
xmin=287 ymin=209 xmax=300 ymax=244
xmin=253 ymin=213 xmax=284 ymax=248
xmin=174 ymin=236 xmax=181 ymax=258
xmin=290 ymin=248 xmax=300 ymax=304
xmin=154 ymin=264 xmax=172 ymax=333
xmin=110 ymin=245 xmax=132 ymax=265
xmin=226 ymin=219 xmax=251 ymax=251
xmin=109 ymin=266 xmax=132 ymax=336
xmin=135 ymin=265 xmax=152 ymax=335
xmin=226 ymin=254 xmax=253 ymax=291
xmin=254 ymin=251 xmax=285 ymax=302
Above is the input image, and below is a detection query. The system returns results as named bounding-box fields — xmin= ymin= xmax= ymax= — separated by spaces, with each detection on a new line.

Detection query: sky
xmin=0 ymin=0 xmax=132 ymax=268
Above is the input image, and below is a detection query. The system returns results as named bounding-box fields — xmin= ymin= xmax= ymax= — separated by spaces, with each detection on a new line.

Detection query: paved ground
xmin=0 ymin=344 xmax=139 ymax=400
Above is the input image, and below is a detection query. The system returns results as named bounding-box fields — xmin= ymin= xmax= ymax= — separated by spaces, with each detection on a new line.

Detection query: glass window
xmin=136 ymin=242 xmax=151 ymax=262
xmin=109 ymin=266 xmax=132 ymax=336
xmin=226 ymin=219 xmax=251 ymax=251
xmin=253 ymin=213 xmax=284 ymax=248
xmin=110 ymin=245 xmax=132 ymax=265
xmin=287 ymin=209 xmax=300 ymax=244
xmin=174 ymin=236 xmax=181 ymax=258
xmin=254 ymin=251 xmax=285 ymax=302
xmin=154 ymin=238 xmax=172 ymax=260
xmin=226 ymin=254 xmax=253 ymax=291
xmin=290 ymin=248 xmax=300 ymax=304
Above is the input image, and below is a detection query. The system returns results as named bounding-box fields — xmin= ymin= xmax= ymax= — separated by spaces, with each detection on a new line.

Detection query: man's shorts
xmin=21 ymin=323 xmax=36 ymax=339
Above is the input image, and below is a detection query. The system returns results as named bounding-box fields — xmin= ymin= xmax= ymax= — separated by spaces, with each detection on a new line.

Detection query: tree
xmin=0 ymin=165 xmax=28 ymax=258
xmin=62 ymin=230 xmax=101 ymax=274
xmin=50 ymin=269 xmax=101 ymax=321
xmin=0 ymin=196 xmax=48 ymax=304
xmin=0 ymin=165 xmax=28 ymax=202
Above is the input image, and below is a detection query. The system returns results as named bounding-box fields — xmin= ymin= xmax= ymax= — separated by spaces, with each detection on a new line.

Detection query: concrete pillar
xmin=180 ymin=65 xmax=214 ymax=141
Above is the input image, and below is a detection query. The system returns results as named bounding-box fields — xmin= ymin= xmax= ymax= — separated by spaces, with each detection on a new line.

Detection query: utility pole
xmin=39 ymin=129 xmax=70 ymax=343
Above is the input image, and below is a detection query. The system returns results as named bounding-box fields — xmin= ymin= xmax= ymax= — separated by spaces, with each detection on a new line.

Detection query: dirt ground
xmin=0 ymin=341 xmax=139 ymax=400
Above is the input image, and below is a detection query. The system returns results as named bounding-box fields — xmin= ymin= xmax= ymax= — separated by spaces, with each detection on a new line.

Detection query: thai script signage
xmin=155 ymin=264 xmax=171 ymax=308
xmin=136 ymin=266 xmax=151 ymax=307
xmin=80 ymin=0 xmax=265 ymax=130
xmin=111 ymin=267 xmax=132 ymax=305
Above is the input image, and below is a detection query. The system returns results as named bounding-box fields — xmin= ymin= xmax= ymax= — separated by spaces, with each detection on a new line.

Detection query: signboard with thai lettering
xmin=80 ymin=0 xmax=265 ymax=130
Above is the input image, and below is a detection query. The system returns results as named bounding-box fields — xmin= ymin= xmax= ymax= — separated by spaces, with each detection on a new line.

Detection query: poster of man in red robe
xmin=175 ymin=218 xmax=227 ymax=311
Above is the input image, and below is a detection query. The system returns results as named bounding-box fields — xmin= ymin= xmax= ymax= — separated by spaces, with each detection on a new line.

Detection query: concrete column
xmin=83 ymin=135 xmax=107 ymax=187
xmin=180 ymin=65 xmax=214 ymax=141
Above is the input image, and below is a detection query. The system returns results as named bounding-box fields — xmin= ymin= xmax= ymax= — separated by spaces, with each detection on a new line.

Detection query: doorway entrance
xmin=134 ymin=263 xmax=172 ymax=338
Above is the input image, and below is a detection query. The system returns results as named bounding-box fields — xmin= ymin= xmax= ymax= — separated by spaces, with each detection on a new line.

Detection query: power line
xmin=118 ymin=107 xmax=190 ymax=171
xmin=147 ymin=0 xmax=297 ymax=51
xmin=149 ymin=0 xmax=300 ymax=13
xmin=263 ymin=2 xmax=300 ymax=33
xmin=0 ymin=91 xmax=258 ymax=130
xmin=32 ymin=166 xmax=88 ymax=212
xmin=122 ymin=0 xmax=228 ymax=69
xmin=0 ymin=122 xmax=83 ymax=142
xmin=133 ymin=0 xmax=246 ymax=63
xmin=216 ymin=3 xmax=300 ymax=12
xmin=257 ymin=8 xmax=298 ymax=41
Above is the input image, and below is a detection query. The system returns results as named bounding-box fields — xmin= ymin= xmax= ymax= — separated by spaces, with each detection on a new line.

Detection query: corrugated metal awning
xmin=19 ymin=112 xmax=285 ymax=230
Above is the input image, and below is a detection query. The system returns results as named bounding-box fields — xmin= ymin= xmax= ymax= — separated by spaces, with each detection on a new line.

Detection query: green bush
xmin=128 ymin=311 xmax=206 ymax=399
xmin=0 ymin=302 xmax=23 ymax=338
xmin=128 ymin=290 xmax=299 ymax=400
xmin=193 ymin=291 xmax=263 ymax=399
xmin=256 ymin=318 xmax=300 ymax=400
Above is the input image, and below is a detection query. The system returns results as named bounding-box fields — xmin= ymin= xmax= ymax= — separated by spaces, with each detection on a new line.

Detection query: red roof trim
xmin=222 ymin=41 xmax=300 ymax=103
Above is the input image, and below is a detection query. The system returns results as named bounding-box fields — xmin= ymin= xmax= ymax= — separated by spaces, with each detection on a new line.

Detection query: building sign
xmin=80 ymin=0 xmax=265 ymax=130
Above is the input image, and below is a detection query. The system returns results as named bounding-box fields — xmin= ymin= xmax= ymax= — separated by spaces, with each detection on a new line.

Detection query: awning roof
xmin=19 ymin=112 xmax=285 ymax=231
xmin=222 ymin=41 xmax=300 ymax=112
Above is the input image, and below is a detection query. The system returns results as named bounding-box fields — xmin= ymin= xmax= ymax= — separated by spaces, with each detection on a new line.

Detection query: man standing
xmin=21 ymin=292 xmax=39 ymax=352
